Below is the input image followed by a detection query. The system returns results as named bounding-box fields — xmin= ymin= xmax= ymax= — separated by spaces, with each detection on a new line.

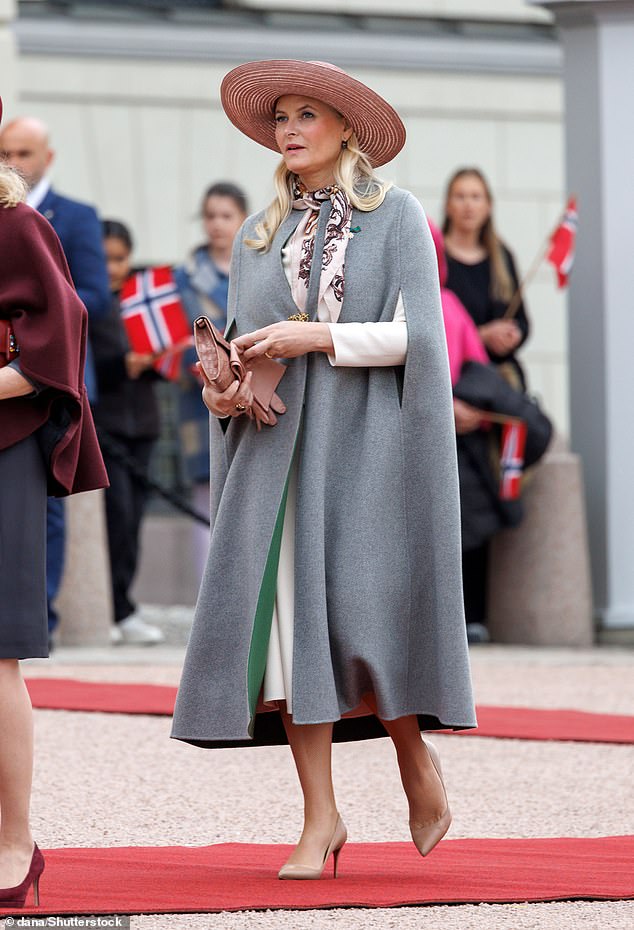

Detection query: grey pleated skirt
xmin=0 ymin=433 xmax=49 ymax=659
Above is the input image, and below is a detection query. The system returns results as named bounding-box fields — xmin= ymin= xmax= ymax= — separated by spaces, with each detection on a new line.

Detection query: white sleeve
xmin=327 ymin=291 xmax=407 ymax=367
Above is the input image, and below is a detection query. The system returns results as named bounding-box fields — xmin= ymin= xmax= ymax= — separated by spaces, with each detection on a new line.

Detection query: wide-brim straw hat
xmin=220 ymin=60 xmax=406 ymax=168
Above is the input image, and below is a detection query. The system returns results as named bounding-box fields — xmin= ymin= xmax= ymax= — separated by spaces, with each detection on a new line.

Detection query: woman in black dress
xmin=442 ymin=167 xmax=531 ymax=643
xmin=442 ymin=167 xmax=529 ymax=390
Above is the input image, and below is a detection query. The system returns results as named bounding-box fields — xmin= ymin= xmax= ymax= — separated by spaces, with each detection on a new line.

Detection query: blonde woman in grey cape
xmin=171 ymin=60 xmax=476 ymax=880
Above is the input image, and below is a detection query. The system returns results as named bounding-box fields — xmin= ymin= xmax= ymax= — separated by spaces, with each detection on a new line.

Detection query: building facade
xmin=5 ymin=1 xmax=567 ymax=432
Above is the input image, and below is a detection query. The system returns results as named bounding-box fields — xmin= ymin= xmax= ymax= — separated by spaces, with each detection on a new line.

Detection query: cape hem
xmin=170 ymin=710 xmax=477 ymax=749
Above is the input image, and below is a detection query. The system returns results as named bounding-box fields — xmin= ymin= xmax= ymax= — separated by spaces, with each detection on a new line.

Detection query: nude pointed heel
xmin=332 ymin=842 xmax=343 ymax=879
xmin=409 ymin=740 xmax=452 ymax=857
xmin=278 ymin=815 xmax=347 ymax=880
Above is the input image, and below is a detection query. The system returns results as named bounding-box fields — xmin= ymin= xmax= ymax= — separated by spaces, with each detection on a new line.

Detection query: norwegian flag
xmin=120 ymin=266 xmax=192 ymax=381
xmin=499 ymin=420 xmax=528 ymax=501
xmin=546 ymin=196 xmax=578 ymax=288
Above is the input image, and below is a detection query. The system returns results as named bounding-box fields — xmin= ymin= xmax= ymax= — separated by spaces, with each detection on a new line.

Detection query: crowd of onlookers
xmin=0 ymin=114 xmax=551 ymax=648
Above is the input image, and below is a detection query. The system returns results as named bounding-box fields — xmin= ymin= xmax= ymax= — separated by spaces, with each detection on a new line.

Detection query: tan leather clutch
xmin=193 ymin=316 xmax=286 ymax=428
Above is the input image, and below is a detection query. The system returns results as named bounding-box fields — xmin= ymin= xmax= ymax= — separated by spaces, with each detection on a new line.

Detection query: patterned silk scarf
xmin=288 ymin=181 xmax=353 ymax=323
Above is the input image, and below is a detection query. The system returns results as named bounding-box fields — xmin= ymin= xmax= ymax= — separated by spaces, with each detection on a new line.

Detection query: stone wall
xmin=0 ymin=1 xmax=17 ymax=113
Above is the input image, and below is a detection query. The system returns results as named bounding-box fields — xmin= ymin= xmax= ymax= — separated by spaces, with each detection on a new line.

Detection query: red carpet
xmin=456 ymin=705 xmax=634 ymax=745
xmin=25 ymin=678 xmax=634 ymax=744
xmin=26 ymin=678 xmax=175 ymax=716
xmin=2 ymin=836 xmax=632 ymax=916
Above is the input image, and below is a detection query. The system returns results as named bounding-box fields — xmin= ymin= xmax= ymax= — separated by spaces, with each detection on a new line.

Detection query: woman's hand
xmin=453 ymin=398 xmax=482 ymax=435
xmin=0 ymin=366 xmax=34 ymax=400
xmin=479 ymin=320 xmax=522 ymax=356
xmin=232 ymin=321 xmax=334 ymax=362
xmin=197 ymin=363 xmax=256 ymax=421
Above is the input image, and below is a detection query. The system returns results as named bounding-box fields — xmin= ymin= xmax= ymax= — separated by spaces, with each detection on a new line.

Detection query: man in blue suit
xmin=0 ymin=116 xmax=110 ymax=642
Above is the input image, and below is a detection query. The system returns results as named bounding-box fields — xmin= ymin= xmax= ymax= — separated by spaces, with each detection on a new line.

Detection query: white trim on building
xmin=14 ymin=17 xmax=562 ymax=75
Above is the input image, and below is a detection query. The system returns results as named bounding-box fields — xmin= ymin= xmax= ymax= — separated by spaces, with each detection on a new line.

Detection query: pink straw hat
xmin=220 ymin=60 xmax=406 ymax=168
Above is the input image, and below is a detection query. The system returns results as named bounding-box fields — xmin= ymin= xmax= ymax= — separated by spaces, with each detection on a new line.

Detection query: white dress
xmin=262 ymin=243 xmax=408 ymax=711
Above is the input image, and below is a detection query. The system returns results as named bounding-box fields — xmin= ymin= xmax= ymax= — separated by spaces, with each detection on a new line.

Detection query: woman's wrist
xmin=313 ymin=322 xmax=334 ymax=354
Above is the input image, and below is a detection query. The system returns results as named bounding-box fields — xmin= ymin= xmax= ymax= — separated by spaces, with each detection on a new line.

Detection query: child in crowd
xmin=90 ymin=220 xmax=164 ymax=645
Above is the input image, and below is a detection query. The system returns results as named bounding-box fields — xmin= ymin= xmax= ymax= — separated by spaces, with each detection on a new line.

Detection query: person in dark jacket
xmin=0 ymin=96 xmax=107 ymax=908
xmin=452 ymin=362 xmax=552 ymax=635
xmin=90 ymin=220 xmax=164 ymax=645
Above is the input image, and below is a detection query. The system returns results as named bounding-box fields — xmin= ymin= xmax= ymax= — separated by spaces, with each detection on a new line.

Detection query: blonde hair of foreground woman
xmin=246 ymin=132 xmax=392 ymax=252
xmin=0 ymin=163 xmax=27 ymax=208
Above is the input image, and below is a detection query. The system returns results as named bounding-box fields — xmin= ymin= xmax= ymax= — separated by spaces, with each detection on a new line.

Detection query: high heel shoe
xmin=409 ymin=740 xmax=452 ymax=857
xmin=0 ymin=843 xmax=45 ymax=908
xmin=278 ymin=815 xmax=347 ymax=880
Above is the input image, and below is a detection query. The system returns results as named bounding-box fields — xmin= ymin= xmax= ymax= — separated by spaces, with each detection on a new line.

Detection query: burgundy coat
xmin=0 ymin=202 xmax=108 ymax=496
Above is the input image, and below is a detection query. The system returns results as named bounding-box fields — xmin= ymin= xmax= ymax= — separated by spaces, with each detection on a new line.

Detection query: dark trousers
xmin=462 ymin=542 xmax=489 ymax=626
xmin=102 ymin=436 xmax=155 ymax=624
xmin=46 ymin=497 xmax=66 ymax=633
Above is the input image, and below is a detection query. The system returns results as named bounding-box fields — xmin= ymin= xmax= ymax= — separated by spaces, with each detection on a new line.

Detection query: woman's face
xmin=445 ymin=174 xmax=491 ymax=235
xmin=202 ymin=195 xmax=246 ymax=253
xmin=104 ymin=236 xmax=131 ymax=292
xmin=274 ymin=94 xmax=351 ymax=189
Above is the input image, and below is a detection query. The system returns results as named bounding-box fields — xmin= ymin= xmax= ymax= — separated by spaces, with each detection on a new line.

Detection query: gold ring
xmin=264 ymin=351 xmax=273 ymax=359
xmin=235 ymin=403 xmax=246 ymax=411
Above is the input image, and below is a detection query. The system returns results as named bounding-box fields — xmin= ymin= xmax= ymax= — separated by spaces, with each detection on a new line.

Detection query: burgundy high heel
xmin=0 ymin=843 xmax=45 ymax=908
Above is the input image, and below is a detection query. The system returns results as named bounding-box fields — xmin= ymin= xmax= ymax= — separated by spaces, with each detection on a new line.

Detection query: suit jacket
xmin=38 ymin=187 xmax=110 ymax=400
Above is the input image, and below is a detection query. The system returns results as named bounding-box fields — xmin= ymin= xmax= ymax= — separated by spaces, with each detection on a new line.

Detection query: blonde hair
xmin=0 ymin=163 xmax=27 ymax=208
xmin=245 ymin=133 xmax=392 ymax=252
xmin=442 ymin=167 xmax=514 ymax=304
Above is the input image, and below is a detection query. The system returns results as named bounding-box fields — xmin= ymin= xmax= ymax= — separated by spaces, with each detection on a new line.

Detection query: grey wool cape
xmin=171 ymin=186 xmax=476 ymax=748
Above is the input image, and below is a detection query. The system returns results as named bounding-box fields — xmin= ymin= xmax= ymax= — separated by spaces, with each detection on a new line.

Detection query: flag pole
xmin=503 ymin=200 xmax=572 ymax=320
xmin=502 ymin=238 xmax=549 ymax=320
xmin=469 ymin=408 xmax=523 ymax=426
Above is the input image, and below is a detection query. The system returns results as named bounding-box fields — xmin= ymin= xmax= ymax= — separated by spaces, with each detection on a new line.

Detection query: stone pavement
xmin=22 ymin=611 xmax=634 ymax=929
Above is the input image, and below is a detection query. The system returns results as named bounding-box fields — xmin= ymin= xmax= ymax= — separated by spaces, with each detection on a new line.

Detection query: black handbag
xmin=453 ymin=360 xmax=553 ymax=467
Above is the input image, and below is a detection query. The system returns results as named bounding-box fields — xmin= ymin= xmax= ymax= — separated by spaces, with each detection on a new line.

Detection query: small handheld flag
xmin=120 ymin=267 xmax=193 ymax=381
xmin=546 ymin=196 xmax=578 ymax=288
xmin=499 ymin=420 xmax=528 ymax=501
xmin=503 ymin=195 xmax=579 ymax=318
